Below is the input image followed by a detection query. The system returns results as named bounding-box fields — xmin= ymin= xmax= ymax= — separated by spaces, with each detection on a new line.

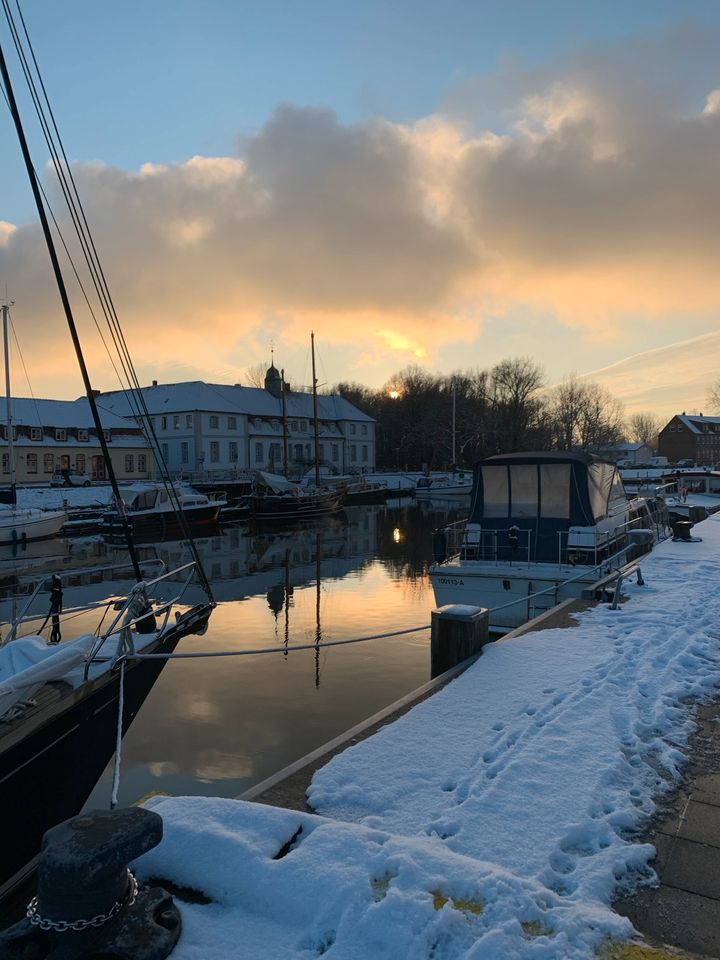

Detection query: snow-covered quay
xmin=137 ymin=514 xmax=720 ymax=959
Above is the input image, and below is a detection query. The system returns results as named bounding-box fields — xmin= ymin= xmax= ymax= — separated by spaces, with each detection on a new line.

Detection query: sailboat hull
xmin=0 ymin=510 xmax=66 ymax=545
xmin=0 ymin=602 xmax=212 ymax=900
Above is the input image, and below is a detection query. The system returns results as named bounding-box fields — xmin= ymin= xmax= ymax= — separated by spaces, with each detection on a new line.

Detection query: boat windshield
xmin=119 ymin=488 xmax=157 ymax=510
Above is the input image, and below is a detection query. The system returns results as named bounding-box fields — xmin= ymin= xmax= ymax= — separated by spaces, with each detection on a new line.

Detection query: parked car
xmin=50 ymin=468 xmax=92 ymax=487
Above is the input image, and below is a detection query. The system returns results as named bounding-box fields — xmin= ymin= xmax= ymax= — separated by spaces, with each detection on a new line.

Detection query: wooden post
xmin=431 ymin=604 xmax=489 ymax=678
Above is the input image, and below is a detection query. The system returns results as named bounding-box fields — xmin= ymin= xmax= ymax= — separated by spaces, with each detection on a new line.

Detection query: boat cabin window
xmin=482 ymin=466 xmax=509 ymax=518
xmin=132 ymin=490 xmax=158 ymax=510
xmin=539 ymin=464 xmax=571 ymax=519
xmin=159 ymin=491 xmax=169 ymax=504
xmin=509 ymin=464 xmax=537 ymax=518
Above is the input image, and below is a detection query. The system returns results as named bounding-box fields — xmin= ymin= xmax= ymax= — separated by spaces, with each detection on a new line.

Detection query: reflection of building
xmin=98 ymin=368 xmax=375 ymax=477
xmin=0 ymin=397 xmax=152 ymax=482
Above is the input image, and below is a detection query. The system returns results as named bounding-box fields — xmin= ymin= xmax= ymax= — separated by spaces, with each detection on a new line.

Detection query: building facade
xmin=0 ymin=397 xmax=153 ymax=483
xmin=658 ymin=414 xmax=720 ymax=465
xmin=98 ymin=369 xmax=376 ymax=478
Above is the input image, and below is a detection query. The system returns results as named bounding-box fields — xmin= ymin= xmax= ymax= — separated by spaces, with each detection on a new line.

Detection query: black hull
xmin=102 ymin=504 xmax=221 ymax=535
xmin=0 ymin=603 xmax=212 ymax=900
xmin=250 ymin=493 xmax=344 ymax=523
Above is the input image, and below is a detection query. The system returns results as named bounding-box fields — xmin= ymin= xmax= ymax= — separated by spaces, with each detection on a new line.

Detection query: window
xmin=4 ymin=426 xmax=16 ymax=441
xmin=229 ymin=441 xmax=238 ymax=462
xmin=332 ymin=445 xmax=339 ymax=462
xmin=361 ymin=444 xmax=368 ymax=461
xmin=44 ymin=453 xmax=54 ymax=473
xmin=181 ymin=442 xmax=189 ymax=464
xmin=290 ymin=421 xmax=298 ymax=431
xmin=319 ymin=443 xmax=325 ymax=460
xmin=138 ymin=454 xmax=147 ymax=472
xmin=55 ymin=428 xmax=67 ymax=442
xmin=30 ymin=427 xmax=42 ymax=441
xmin=161 ymin=443 xmax=169 ymax=462
xmin=482 ymin=465 xmax=509 ymax=519
xmin=293 ymin=443 xmax=303 ymax=460
xmin=255 ymin=442 xmax=263 ymax=462
xmin=350 ymin=424 xmax=356 ymax=435
xmin=228 ymin=416 xmax=237 ymax=430
xmin=75 ymin=454 xmax=85 ymax=473
xmin=209 ymin=415 xmax=219 ymax=429
xmin=77 ymin=429 xmax=88 ymax=442
xmin=173 ymin=415 xmax=180 ymax=429
xmin=125 ymin=455 xmax=134 ymax=473
xmin=103 ymin=430 xmax=111 ymax=442
xmin=186 ymin=414 xmax=193 ymax=428
xmin=27 ymin=453 xmax=37 ymax=474
xmin=299 ymin=421 xmax=307 ymax=433
xmin=60 ymin=455 xmax=70 ymax=469
xmin=269 ymin=442 xmax=280 ymax=463
xmin=161 ymin=416 xmax=168 ymax=430
xmin=509 ymin=464 xmax=538 ymax=519
xmin=1 ymin=453 xmax=7 ymax=473
xmin=350 ymin=444 xmax=357 ymax=462
xmin=361 ymin=424 xmax=368 ymax=435
xmin=210 ymin=441 xmax=220 ymax=463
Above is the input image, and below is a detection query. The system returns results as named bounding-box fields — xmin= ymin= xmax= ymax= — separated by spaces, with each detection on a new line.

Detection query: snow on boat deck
xmin=136 ymin=514 xmax=720 ymax=959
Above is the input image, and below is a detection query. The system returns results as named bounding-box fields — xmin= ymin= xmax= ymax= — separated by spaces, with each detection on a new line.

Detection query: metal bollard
xmin=0 ymin=807 xmax=181 ymax=960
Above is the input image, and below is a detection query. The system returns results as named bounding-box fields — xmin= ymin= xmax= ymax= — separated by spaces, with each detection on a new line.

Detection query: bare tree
xmin=626 ymin=412 xmax=661 ymax=451
xmin=707 ymin=379 xmax=720 ymax=412
xmin=547 ymin=377 xmax=625 ymax=451
xmin=245 ymin=362 xmax=267 ymax=388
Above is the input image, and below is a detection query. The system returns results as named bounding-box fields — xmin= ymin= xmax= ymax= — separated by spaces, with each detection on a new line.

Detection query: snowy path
xmin=137 ymin=516 xmax=720 ymax=959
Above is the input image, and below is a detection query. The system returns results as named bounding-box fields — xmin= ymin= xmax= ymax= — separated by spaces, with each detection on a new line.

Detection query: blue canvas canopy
xmin=468 ymin=452 xmax=624 ymax=562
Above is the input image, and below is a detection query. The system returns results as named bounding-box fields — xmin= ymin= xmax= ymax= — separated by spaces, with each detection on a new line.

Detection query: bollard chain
xmin=26 ymin=869 xmax=138 ymax=932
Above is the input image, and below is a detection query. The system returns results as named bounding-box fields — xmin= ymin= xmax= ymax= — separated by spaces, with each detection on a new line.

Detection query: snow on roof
xmin=133 ymin=513 xmax=720 ymax=959
xmin=0 ymin=396 xmax=141 ymax=430
xmin=98 ymin=381 xmax=374 ymax=422
xmin=675 ymin=414 xmax=720 ymax=434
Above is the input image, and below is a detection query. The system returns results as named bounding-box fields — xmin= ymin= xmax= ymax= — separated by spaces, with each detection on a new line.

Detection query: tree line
xmin=330 ymin=358 xmax=662 ymax=470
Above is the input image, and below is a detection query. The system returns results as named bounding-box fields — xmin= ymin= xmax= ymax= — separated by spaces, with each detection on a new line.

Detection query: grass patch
xmin=600 ymin=940 xmax=682 ymax=960
xmin=430 ymin=890 xmax=484 ymax=916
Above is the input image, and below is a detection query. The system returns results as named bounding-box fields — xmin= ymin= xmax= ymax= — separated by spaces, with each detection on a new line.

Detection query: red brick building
xmin=657 ymin=414 xmax=720 ymax=465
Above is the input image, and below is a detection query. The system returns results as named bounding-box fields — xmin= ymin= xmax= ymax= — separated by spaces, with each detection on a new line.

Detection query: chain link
xmin=26 ymin=870 xmax=138 ymax=932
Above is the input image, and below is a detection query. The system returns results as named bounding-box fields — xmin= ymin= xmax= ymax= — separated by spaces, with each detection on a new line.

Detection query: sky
xmin=135 ymin=513 xmax=720 ymax=958
xmin=0 ymin=0 xmax=719 ymax=416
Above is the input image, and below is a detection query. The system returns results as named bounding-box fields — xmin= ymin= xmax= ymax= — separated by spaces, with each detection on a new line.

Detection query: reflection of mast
xmin=314 ymin=530 xmax=322 ymax=688
xmin=311 ymin=332 xmax=320 ymax=487
xmin=284 ymin=548 xmax=291 ymax=656
xmin=281 ymin=368 xmax=289 ymax=478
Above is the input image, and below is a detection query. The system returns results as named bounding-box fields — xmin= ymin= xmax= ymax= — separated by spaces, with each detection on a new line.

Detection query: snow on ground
xmin=17 ymin=485 xmax=113 ymax=510
xmin=136 ymin=516 xmax=720 ymax=959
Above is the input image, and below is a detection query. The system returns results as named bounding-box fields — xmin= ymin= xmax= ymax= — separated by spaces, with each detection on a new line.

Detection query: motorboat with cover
xmin=429 ymin=452 xmax=666 ymax=631
xmin=101 ymin=482 xmax=226 ymax=535
xmin=250 ymin=471 xmax=344 ymax=521
xmin=0 ymin=22 xmax=216 ymax=899
xmin=415 ymin=472 xmax=473 ymax=499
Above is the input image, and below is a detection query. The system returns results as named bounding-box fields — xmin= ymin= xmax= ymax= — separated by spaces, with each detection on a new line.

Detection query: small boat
xmin=101 ymin=482 xmax=226 ymax=535
xmin=415 ymin=472 xmax=473 ymax=499
xmin=429 ymin=451 xmax=663 ymax=632
xmin=0 ymin=302 xmax=66 ymax=544
xmin=249 ymin=471 xmax=344 ymax=522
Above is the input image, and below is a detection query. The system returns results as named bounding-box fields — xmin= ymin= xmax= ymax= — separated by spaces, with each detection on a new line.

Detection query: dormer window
xmin=30 ymin=427 xmax=42 ymax=441
xmin=55 ymin=428 xmax=66 ymax=442
xmin=103 ymin=430 xmax=111 ymax=442
xmin=77 ymin=428 xmax=88 ymax=442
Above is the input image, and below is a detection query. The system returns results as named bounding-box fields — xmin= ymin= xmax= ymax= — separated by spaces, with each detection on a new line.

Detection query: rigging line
xmin=8 ymin=315 xmax=41 ymax=428
xmin=4 ymin=6 xmax=212 ymax=593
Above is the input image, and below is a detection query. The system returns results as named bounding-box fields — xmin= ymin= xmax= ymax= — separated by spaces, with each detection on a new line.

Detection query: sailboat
xmin=0 ymin=301 xmax=67 ymax=543
xmin=0 ymin=18 xmax=215 ymax=897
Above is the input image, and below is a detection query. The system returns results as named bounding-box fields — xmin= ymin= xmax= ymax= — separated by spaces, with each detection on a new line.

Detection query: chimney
xmin=152 ymin=380 xmax=158 ymax=387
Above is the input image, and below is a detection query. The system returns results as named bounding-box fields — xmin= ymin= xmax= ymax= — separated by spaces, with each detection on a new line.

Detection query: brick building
xmin=657 ymin=414 xmax=720 ymax=466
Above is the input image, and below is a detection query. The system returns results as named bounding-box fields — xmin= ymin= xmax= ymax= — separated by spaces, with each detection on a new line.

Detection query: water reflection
xmin=0 ymin=500 xmax=466 ymax=807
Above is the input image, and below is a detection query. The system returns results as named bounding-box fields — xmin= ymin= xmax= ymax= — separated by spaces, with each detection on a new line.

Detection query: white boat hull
xmin=0 ymin=509 xmax=66 ymax=545
xmin=429 ymin=561 xmax=606 ymax=631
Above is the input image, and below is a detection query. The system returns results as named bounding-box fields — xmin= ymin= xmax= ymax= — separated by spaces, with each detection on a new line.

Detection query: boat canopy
xmin=253 ymin=471 xmax=299 ymax=495
xmin=468 ymin=452 xmax=625 ymax=562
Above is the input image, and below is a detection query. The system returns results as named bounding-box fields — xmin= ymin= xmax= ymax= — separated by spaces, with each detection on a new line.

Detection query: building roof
xmin=673 ymin=414 xmax=720 ymax=434
xmin=98 ymin=381 xmax=374 ymax=423
xmin=0 ymin=396 xmax=143 ymax=430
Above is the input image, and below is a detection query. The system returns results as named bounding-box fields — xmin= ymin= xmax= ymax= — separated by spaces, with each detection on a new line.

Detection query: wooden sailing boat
xmin=0 ymin=19 xmax=215 ymax=898
xmin=0 ymin=302 xmax=67 ymax=544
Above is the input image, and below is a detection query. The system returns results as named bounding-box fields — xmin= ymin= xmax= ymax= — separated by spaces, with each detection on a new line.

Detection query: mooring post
xmin=431 ymin=604 xmax=489 ymax=678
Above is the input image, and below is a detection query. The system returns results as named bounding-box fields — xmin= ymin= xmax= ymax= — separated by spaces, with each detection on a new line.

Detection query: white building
xmin=98 ymin=368 xmax=375 ymax=477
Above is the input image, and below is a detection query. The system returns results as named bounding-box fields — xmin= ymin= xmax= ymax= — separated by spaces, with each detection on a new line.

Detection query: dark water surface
xmin=62 ymin=499 xmax=464 ymax=808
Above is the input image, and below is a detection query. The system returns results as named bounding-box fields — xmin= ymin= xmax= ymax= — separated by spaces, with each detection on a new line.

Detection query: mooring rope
xmin=110 ymin=659 xmax=125 ymax=810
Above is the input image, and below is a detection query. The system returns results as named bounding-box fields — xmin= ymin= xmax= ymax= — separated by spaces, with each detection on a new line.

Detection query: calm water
xmin=0 ymin=499 xmax=465 ymax=809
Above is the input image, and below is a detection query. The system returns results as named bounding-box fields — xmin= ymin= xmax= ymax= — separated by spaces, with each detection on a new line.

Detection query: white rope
xmin=110 ymin=659 xmax=125 ymax=810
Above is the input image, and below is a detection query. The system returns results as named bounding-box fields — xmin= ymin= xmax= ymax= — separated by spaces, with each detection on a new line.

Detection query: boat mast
xmin=1 ymin=303 xmax=17 ymax=505
xmin=0 ymin=42 xmax=142 ymax=580
xmin=281 ymin=368 xmax=289 ymax=478
xmin=311 ymin=331 xmax=320 ymax=487
xmin=451 ymin=379 xmax=456 ymax=470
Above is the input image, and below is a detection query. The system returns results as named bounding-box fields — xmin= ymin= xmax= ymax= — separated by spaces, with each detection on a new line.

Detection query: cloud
xmin=1 ymin=22 xmax=719 ymax=398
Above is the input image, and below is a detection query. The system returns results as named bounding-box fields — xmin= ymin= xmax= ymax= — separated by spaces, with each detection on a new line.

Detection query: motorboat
xmin=429 ymin=452 xmax=664 ymax=632
xmin=101 ymin=482 xmax=226 ymax=535
xmin=415 ymin=472 xmax=473 ymax=499
xmin=250 ymin=471 xmax=344 ymax=522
